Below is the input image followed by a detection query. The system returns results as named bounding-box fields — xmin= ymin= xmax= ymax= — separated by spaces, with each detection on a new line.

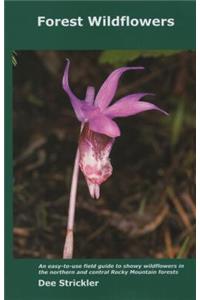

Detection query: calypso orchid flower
xmin=62 ymin=59 xmax=167 ymax=199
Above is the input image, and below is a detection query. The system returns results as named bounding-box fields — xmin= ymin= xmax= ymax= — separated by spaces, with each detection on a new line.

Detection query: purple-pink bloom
xmin=63 ymin=59 xmax=167 ymax=198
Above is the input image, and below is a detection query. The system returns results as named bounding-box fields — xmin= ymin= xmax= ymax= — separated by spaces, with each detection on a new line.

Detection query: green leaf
xmin=99 ymin=50 xmax=182 ymax=67
xmin=171 ymin=102 xmax=185 ymax=146
xmin=176 ymin=236 xmax=191 ymax=258
xmin=12 ymin=51 xmax=17 ymax=66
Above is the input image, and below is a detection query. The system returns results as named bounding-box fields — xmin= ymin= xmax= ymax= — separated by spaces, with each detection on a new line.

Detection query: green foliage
xmin=99 ymin=50 xmax=182 ymax=67
xmin=27 ymin=94 xmax=44 ymax=107
xmin=176 ymin=236 xmax=191 ymax=258
xmin=12 ymin=51 xmax=17 ymax=66
xmin=164 ymin=98 xmax=195 ymax=147
xmin=170 ymin=101 xmax=185 ymax=146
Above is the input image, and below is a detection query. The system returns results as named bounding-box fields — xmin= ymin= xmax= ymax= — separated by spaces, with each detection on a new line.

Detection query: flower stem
xmin=63 ymin=126 xmax=83 ymax=259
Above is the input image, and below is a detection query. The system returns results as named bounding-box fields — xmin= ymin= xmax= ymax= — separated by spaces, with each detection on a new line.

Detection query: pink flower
xmin=63 ymin=59 xmax=167 ymax=198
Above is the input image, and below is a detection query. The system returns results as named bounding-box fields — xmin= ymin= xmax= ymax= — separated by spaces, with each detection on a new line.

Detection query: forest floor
xmin=13 ymin=50 xmax=195 ymax=258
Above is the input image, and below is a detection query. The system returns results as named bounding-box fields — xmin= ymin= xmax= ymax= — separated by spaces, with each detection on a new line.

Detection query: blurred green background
xmin=13 ymin=50 xmax=195 ymax=259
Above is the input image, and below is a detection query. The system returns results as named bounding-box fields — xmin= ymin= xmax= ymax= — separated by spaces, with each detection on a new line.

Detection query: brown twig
xmin=78 ymin=201 xmax=169 ymax=238
xmin=13 ymin=227 xmax=31 ymax=238
xmin=167 ymin=188 xmax=192 ymax=230
xmin=181 ymin=193 xmax=196 ymax=218
xmin=164 ymin=228 xmax=175 ymax=258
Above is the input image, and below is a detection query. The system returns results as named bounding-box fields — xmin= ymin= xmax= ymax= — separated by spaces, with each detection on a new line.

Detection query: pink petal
xmin=89 ymin=114 xmax=121 ymax=137
xmin=104 ymin=93 xmax=154 ymax=117
xmin=85 ymin=86 xmax=95 ymax=105
xmin=95 ymin=66 xmax=144 ymax=110
xmin=62 ymin=59 xmax=84 ymax=121
xmin=81 ymin=103 xmax=100 ymax=120
xmin=104 ymin=94 xmax=168 ymax=118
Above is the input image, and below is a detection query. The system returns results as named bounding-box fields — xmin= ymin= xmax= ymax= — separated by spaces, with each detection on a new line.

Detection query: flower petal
xmin=95 ymin=66 xmax=144 ymax=110
xmin=104 ymin=93 xmax=154 ymax=117
xmin=86 ymin=181 xmax=100 ymax=199
xmin=85 ymin=86 xmax=95 ymax=104
xmin=104 ymin=94 xmax=168 ymax=118
xmin=62 ymin=59 xmax=84 ymax=121
xmin=89 ymin=115 xmax=121 ymax=137
xmin=81 ymin=103 xmax=100 ymax=120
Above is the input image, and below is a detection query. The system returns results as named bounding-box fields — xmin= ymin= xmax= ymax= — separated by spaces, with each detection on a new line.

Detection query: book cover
xmin=5 ymin=0 xmax=196 ymax=299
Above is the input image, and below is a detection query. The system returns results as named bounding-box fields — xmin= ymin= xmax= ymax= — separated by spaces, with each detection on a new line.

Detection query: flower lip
xmin=79 ymin=123 xmax=114 ymax=198
xmin=86 ymin=180 xmax=100 ymax=199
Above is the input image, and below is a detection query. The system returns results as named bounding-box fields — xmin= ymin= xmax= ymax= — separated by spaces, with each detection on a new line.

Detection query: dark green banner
xmin=5 ymin=1 xmax=195 ymax=50
xmin=6 ymin=259 xmax=195 ymax=300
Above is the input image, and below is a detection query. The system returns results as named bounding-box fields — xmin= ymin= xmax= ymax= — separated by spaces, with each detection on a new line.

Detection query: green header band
xmin=5 ymin=1 xmax=195 ymax=50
